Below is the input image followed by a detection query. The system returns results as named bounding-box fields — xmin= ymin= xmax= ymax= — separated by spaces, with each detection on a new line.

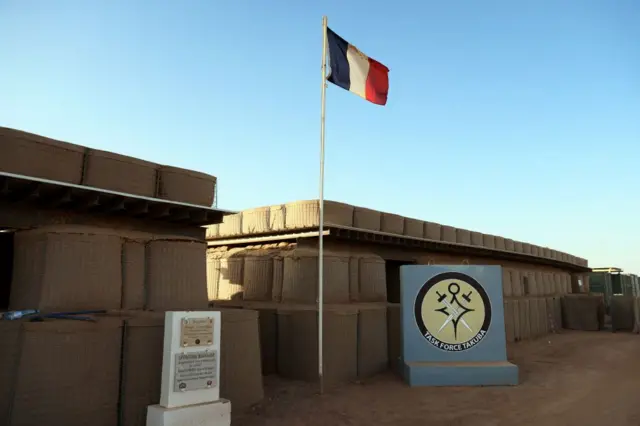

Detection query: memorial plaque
xmin=173 ymin=350 xmax=218 ymax=392
xmin=180 ymin=317 xmax=214 ymax=347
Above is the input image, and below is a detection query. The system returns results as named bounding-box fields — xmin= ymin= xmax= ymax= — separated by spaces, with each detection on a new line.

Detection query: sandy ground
xmin=234 ymin=331 xmax=640 ymax=426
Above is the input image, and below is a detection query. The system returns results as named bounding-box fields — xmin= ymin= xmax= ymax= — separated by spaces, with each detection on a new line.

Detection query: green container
xmin=589 ymin=272 xmax=613 ymax=310
xmin=630 ymin=274 xmax=639 ymax=297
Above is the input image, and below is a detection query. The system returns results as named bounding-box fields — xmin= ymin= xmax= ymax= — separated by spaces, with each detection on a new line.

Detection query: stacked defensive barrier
xmin=209 ymin=243 xmax=389 ymax=384
xmin=0 ymin=127 xmax=217 ymax=206
xmin=206 ymin=200 xmax=590 ymax=383
xmin=1 ymin=225 xmax=265 ymax=425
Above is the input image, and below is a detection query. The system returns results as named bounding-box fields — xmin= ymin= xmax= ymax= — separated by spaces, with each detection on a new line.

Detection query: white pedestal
xmin=146 ymin=399 xmax=231 ymax=426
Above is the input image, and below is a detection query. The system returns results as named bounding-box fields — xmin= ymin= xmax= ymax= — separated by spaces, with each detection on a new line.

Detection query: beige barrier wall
xmin=146 ymin=239 xmax=208 ymax=310
xmin=205 ymin=200 xmax=590 ymax=273
xmin=207 ymin=247 xmax=245 ymax=301
xmin=277 ymin=306 xmax=358 ymax=385
xmin=0 ymin=318 xmax=123 ymax=426
xmin=456 ymin=228 xmax=471 ymax=245
xmin=10 ymin=225 xmax=210 ymax=313
xmin=208 ymin=245 xmax=388 ymax=306
xmin=561 ymin=295 xmax=604 ymax=331
xmin=357 ymin=304 xmax=388 ymax=378
xmin=242 ymin=207 xmax=271 ymax=234
xmin=424 ymin=222 xmax=442 ymax=240
xmin=483 ymin=234 xmax=496 ymax=249
xmin=471 ymin=231 xmax=483 ymax=246
xmin=242 ymin=247 xmax=278 ymax=301
xmin=84 ymin=149 xmax=157 ymax=197
xmin=353 ymin=206 xmax=381 ymax=231
xmin=285 ymin=200 xmax=354 ymax=229
xmin=0 ymin=126 xmax=85 ymax=184
xmin=121 ymin=240 xmax=146 ymax=309
xmin=269 ymin=205 xmax=286 ymax=231
xmin=157 ymin=165 xmax=216 ymax=207
xmin=633 ymin=297 xmax=640 ymax=334
xmin=10 ymin=227 xmax=123 ymax=311
xmin=120 ymin=314 xmax=164 ymax=426
xmin=403 ymin=217 xmax=424 ymax=238
xmin=381 ymin=212 xmax=404 ymax=234
xmin=120 ymin=309 xmax=264 ymax=425
xmin=281 ymin=248 xmax=350 ymax=303
xmin=441 ymin=225 xmax=456 ymax=242
xmin=219 ymin=309 xmax=264 ymax=410
xmin=1 ymin=127 xmax=217 ymax=207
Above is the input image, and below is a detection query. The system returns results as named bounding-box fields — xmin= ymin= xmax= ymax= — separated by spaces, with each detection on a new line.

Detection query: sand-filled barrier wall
xmin=8 ymin=225 xmax=209 ymax=312
xmin=0 ymin=309 xmax=263 ymax=426
xmin=207 ymin=244 xmax=387 ymax=305
xmin=208 ymin=242 xmax=391 ymax=384
xmin=208 ymin=242 xmax=578 ymax=385
xmin=2 ymin=224 xmax=264 ymax=422
xmin=0 ymin=127 xmax=216 ymax=207
xmin=206 ymin=199 xmax=589 ymax=270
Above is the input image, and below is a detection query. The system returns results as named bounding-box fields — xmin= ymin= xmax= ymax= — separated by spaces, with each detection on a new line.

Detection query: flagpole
xmin=318 ymin=15 xmax=328 ymax=395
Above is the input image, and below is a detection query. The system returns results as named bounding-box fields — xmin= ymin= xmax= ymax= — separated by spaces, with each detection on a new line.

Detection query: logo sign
xmin=414 ymin=271 xmax=492 ymax=352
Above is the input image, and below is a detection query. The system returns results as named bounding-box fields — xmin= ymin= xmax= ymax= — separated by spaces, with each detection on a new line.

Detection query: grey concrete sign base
xmin=400 ymin=265 xmax=518 ymax=387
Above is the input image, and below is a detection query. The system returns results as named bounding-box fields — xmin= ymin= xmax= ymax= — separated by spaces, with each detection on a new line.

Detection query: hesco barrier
xmin=207 ymin=245 xmax=389 ymax=305
xmin=284 ymin=200 xmax=354 ymax=229
xmin=356 ymin=304 xmax=388 ymax=378
xmin=145 ymin=239 xmax=208 ymax=310
xmin=213 ymin=301 xmax=390 ymax=383
xmin=84 ymin=149 xmax=157 ymax=198
xmin=0 ymin=309 xmax=265 ymax=426
xmin=381 ymin=212 xmax=404 ymax=235
xmin=403 ymin=217 xmax=424 ymax=238
xmin=0 ymin=126 xmax=85 ymax=184
xmin=0 ymin=317 xmax=123 ymax=426
xmin=456 ymin=228 xmax=471 ymax=245
xmin=387 ymin=303 xmax=402 ymax=374
xmin=10 ymin=226 xmax=209 ymax=313
xmin=0 ymin=126 xmax=217 ymax=207
xmin=10 ymin=226 xmax=124 ymax=312
xmin=241 ymin=207 xmax=271 ymax=234
xmin=119 ymin=309 xmax=263 ymax=425
xmin=353 ymin=206 xmax=381 ymax=231
xmin=242 ymin=247 xmax=279 ymax=301
xmin=207 ymin=199 xmax=589 ymax=272
xmin=561 ymin=294 xmax=605 ymax=331
xmin=219 ymin=308 xmax=264 ymax=411
xmin=277 ymin=306 xmax=358 ymax=385
xmin=281 ymin=248 xmax=350 ymax=304
xmin=610 ymin=295 xmax=635 ymax=332
xmin=207 ymin=248 xmax=245 ymax=301
xmin=157 ymin=165 xmax=216 ymax=207
xmin=120 ymin=313 xmax=164 ymax=426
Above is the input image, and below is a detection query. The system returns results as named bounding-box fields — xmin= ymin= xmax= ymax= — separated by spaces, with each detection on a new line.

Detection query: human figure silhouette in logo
xmin=435 ymin=282 xmax=474 ymax=339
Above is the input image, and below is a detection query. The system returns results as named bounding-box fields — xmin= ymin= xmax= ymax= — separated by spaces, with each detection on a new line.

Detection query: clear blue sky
xmin=1 ymin=1 xmax=639 ymax=273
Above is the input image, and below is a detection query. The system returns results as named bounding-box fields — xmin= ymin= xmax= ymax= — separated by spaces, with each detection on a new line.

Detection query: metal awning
xmin=207 ymin=229 xmax=329 ymax=246
xmin=591 ymin=267 xmax=623 ymax=274
xmin=0 ymin=171 xmax=232 ymax=226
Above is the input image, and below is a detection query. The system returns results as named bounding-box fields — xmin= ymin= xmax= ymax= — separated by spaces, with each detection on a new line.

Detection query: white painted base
xmin=146 ymin=399 xmax=231 ymax=426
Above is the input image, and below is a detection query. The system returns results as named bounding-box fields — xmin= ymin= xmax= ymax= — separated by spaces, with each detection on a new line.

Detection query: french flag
xmin=326 ymin=28 xmax=389 ymax=106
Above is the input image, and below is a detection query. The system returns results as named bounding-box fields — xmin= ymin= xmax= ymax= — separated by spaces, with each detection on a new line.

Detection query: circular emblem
xmin=414 ymin=272 xmax=492 ymax=352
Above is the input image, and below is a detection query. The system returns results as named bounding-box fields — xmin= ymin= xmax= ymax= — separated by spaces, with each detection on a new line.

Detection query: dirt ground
xmin=234 ymin=331 xmax=640 ymax=426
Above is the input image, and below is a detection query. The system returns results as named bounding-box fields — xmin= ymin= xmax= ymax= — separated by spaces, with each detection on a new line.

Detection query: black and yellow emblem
xmin=414 ymin=272 xmax=492 ymax=352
